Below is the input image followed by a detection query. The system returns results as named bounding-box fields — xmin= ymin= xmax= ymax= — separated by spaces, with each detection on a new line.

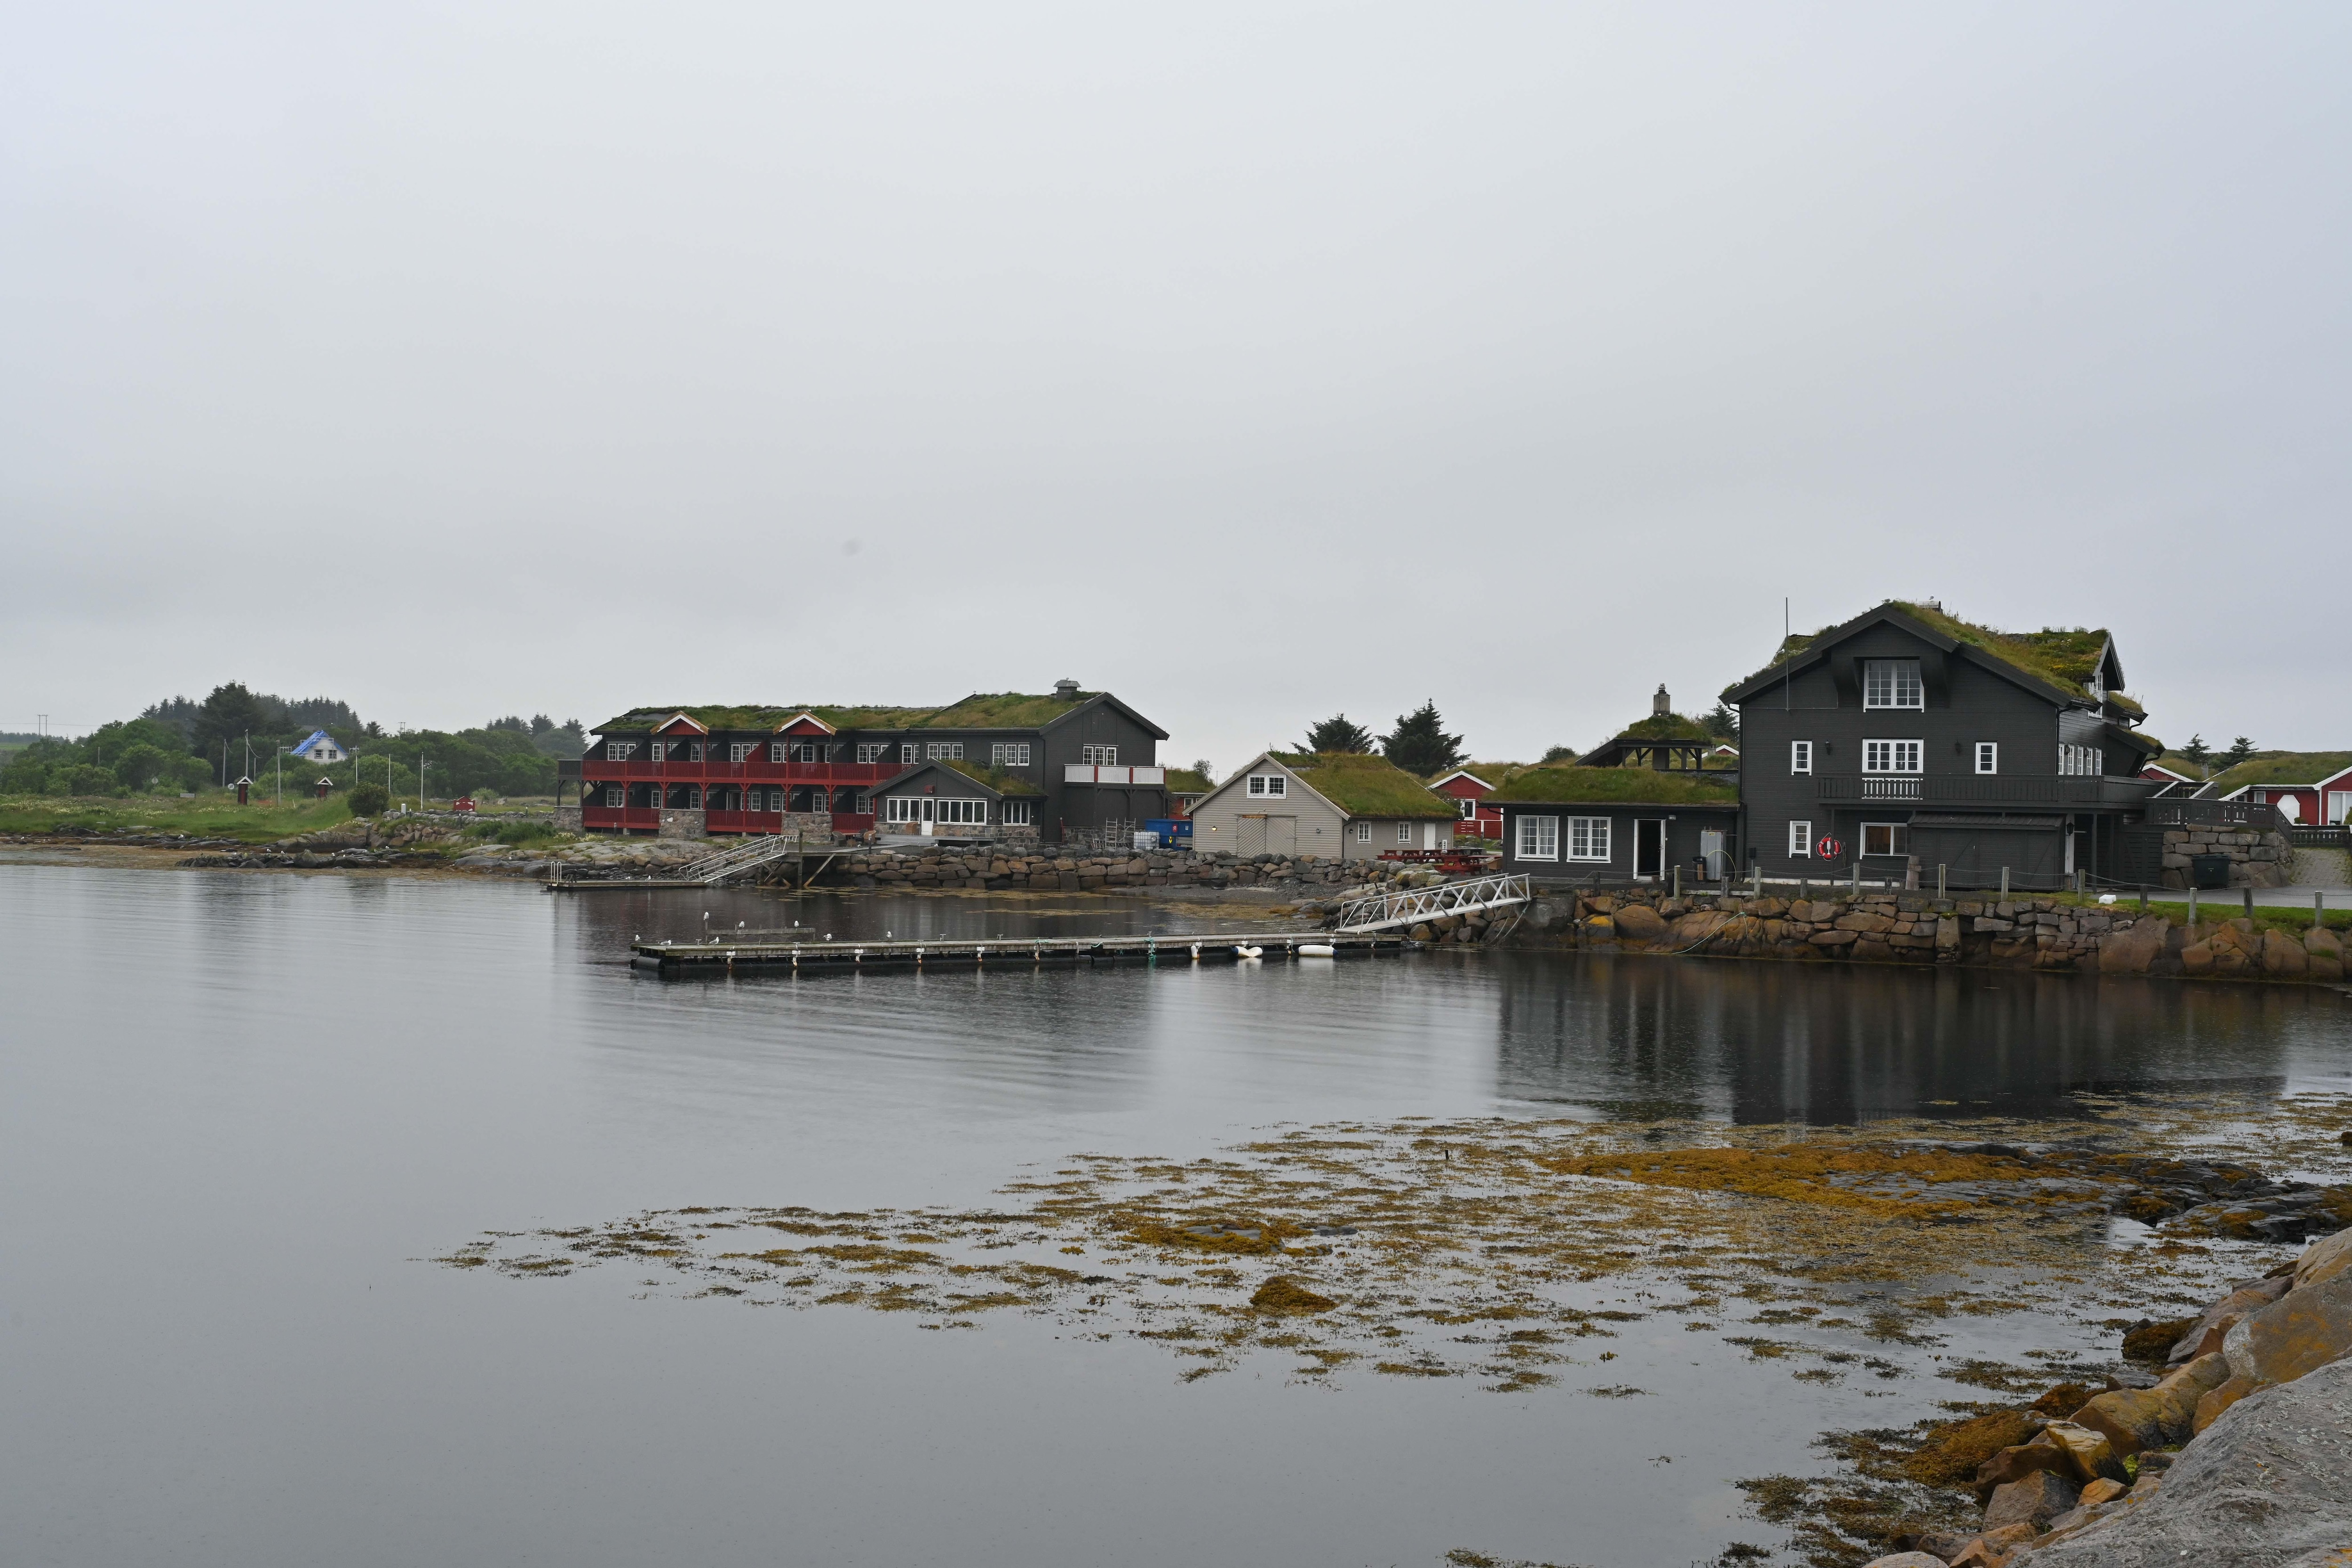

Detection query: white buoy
xmin=1234 ymin=945 xmax=1263 ymax=960
xmin=1299 ymin=943 xmax=1336 ymax=957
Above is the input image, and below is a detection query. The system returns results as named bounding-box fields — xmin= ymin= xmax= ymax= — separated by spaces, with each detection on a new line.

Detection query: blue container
xmin=1144 ymin=818 xmax=1192 ymax=848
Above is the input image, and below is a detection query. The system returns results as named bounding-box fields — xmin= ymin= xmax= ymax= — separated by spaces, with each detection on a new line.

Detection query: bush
xmin=349 ymin=782 xmax=389 ymax=817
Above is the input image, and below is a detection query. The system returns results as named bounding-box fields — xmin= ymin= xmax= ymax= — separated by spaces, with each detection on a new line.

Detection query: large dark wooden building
xmin=1724 ymin=602 xmax=2165 ymax=888
xmin=568 ymin=681 xmax=1170 ymax=843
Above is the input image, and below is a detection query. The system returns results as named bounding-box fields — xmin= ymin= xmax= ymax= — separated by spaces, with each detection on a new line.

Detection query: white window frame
xmin=605 ymin=742 xmax=636 ymax=761
xmin=900 ymin=743 xmax=919 ymax=765
xmin=1975 ymin=742 xmax=1998 ymax=775
xmin=1003 ymin=799 xmax=1032 ymax=826
xmin=1515 ymin=814 xmax=1559 ymax=861
xmin=1788 ymin=820 xmax=1812 ymax=857
xmin=855 ymin=742 xmax=888 ymax=764
xmin=989 ymin=742 xmax=1031 ymax=768
xmin=1862 ymin=659 xmax=1925 ymax=710
xmin=604 ymin=785 xmax=623 ymax=807
xmin=688 ymin=742 xmax=705 ymax=762
xmin=925 ymin=741 xmax=963 ymax=761
xmin=1354 ymin=820 xmax=1372 ymax=842
xmin=1860 ymin=821 xmax=1909 ymax=858
xmin=650 ymin=741 xmax=667 ymax=763
xmin=1457 ymin=797 xmax=1478 ymax=820
xmin=1247 ymin=773 xmax=1286 ymax=798
xmin=933 ymin=797 xmax=987 ymax=825
xmin=729 ymin=742 xmax=755 ymax=763
xmin=1790 ymin=740 xmax=1812 ymax=775
xmin=1863 ymin=739 xmax=1922 ymax=773
xmin=1081 ymin=745 xmax=1118 ymax=765
xmin=1566 ymin=816 xmax=1610 ymax=862
xmin=770 ymin=743 xmax=787 ymax=763
xmin=794 ymin=742 xmax=822 ymax=764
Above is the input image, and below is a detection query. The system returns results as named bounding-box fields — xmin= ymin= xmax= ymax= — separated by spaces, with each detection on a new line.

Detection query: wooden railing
xmin=1813 ymin=775 xmax=2164 ymax=808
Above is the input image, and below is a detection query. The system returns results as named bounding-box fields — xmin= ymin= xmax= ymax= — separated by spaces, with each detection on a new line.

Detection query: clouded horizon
xmin=6 ymin=2 xmax=2347 ymax=773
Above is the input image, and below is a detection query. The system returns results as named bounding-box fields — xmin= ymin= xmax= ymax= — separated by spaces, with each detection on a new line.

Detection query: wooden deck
xmin=630 ymin=930 xmax=1404 ymax=973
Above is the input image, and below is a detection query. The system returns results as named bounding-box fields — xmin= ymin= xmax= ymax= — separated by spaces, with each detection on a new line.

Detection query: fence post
xmin=2317 ymin=891 xmax=2326 ymax=931
xmin=2187 ymin=887 xmax=2197 ymax=928
xmin=1672 ymin=865 xmax=1681 ymax=899
xmin=1851 ymin=860 xmax=1860 ymax=896
xmin=1937 ymin=863 xmax=1947 ymax=899
xmin=2000 ymin=867 xmax=2010 ymax=898
xmin=2137 ymin=886 xmax=2146 ymax=912
xmin=2242 ymin=887 xmax=2255 ymax=922
xmin=1750 ymin=866 xmax=1761 ymax=897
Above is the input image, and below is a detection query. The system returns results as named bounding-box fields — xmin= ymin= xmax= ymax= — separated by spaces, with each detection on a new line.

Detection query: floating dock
xmin=629 ymin=930 xmax=1405 ymax=973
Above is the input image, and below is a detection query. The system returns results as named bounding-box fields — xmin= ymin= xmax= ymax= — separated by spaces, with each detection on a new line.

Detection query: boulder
xmin=2292 ymin=1226 xmax=2352 ymax=1290
xmin=2193 ymin=1374 xmax=2255 ymax=1433
xmin=1986 ymin=1468 xmax=2080 ymax=1531
xmin=1949 ymin=1522 xmax=2036 ymax=1565
xmin=2222 ymin=1272 xmax=2352 ymax=1389
xmin=2260 ymin=930 xmax=2310 ymax=976
xmin=2069 ymin=1353 xmax=2228 ymax=1454
xmin=2098 ymin=919 xmax=2167 ymax=974
xmin=2169 ymin=1278 xmax=2293 ymax=1362
xmin=2018 ymin=1357 xmax=2352 ymax=1567
xmin=1612 ymin=903 xmax=1667 ymax=940
xmin=1860 ymin=1556 xmax=1949 ymax=1568
xmin=2077 ymin=1477 xmax=2128 ymax=1508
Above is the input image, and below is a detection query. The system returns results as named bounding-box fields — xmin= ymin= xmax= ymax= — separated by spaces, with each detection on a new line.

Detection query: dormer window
xmin=1862 ymin=659 xmax=1924 ymax=709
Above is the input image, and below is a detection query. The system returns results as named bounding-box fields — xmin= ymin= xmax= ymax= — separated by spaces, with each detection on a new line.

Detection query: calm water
xmin=3 ymin=862 xmax=2346 ymax=1568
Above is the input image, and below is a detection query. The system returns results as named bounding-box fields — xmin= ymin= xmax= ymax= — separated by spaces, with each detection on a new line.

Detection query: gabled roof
xmin=1429 ymin=768 xmax=1495 ymax=793
xmin=654 ymin=712 xmax=708 ymax=735
xmin=1489 ymin=766 xmax=1739 ymax=806
xmin=591 ymin=689 xmax=1166 ymax=739
xmin=2208 ymin=752 xmax=2352 ymax=792
xmin=777 ymin=712 xmax=835 ymax=736
xmin=1723 ymin=601 xmax=2110 ymax=710
xmin=934 ymin=758 xmax=1046 ymax=797
xmin=292 ymin=729 xmax=339 ymax=754
xmin=1191 ymin=751 xmax=1458 ymax=821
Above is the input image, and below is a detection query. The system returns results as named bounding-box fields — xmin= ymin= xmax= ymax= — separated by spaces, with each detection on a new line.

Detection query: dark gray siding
xmin=1494 ymin=801 xmax=1738 ymax=883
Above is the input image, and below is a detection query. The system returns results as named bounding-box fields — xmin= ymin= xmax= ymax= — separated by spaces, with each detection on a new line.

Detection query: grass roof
xmin=1615 ymin=712 xmax=1714 ymax=742
xmin=1268 ymin=751 xmax=1456 ymax=819
xmin=1489 ymin=767 xmax=1739 ymax=806
xmin=1165 ymin=768 xmax=1213 ymax=793
xmin=938 ymin=758 xmax=1047 ymax=797
xmin=596 ymin=691 xmax=1095 ymax=733
xmin=1747 ymin=602 xmax=2119 ymax=700
xmin=2208 ymin=752 xmax=2352 ymax=790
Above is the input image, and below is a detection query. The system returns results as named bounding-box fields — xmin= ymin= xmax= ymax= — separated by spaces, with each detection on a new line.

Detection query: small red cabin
xmin=452 ymin=796 xmax=478 ymax=814
xmin=1429 ymin=768 xmax=1502 ymax=842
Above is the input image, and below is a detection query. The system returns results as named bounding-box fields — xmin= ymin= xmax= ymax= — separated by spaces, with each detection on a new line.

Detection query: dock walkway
xmin=631 ymin=930 xmax=1406 ymax=973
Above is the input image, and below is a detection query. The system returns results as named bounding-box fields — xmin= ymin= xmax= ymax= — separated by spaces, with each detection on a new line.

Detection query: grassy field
xmin=0 ymin=793 xmax=357 ymax=844
xmin=2047 ymin=888 xmax=2352 ymax=935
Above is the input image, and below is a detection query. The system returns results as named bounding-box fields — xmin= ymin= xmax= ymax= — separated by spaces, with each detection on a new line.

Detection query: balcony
xmin=1065 ymin=764 xmax=1166 ymax=785
xmin=1813 ymin=774 xmax=2164 ymax=809
xmin=580 ymin=758 xmax=904 ymax=785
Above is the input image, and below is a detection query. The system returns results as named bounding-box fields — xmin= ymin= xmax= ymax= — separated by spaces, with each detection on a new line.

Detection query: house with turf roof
xmin=1491 ymin=691 xmax=1743 ymax=884
xmin=1721 ymin=600 xmax=2169 ymax=888
xmin=571 ymin=679 xmax=1170 ymax=842
xmin=2202 ymin=754 xmax=2352 ymax=827
xmin=1186 ymin=752 xmax=1456 ymax=860
xmin=871 ymin=758 xmax=1049 ymax=841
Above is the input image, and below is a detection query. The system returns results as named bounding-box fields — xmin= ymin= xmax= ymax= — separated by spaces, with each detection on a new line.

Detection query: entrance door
xmin=1700 ymin=828 xmax=1725 ymax=880
xmin=1266 ymin=815 xmax=1296 ymax=855
xmin=1635 ymin=819 xmax=1666 ymax=880
xmin=1236 ymin=815 xmax=1267 ymax=856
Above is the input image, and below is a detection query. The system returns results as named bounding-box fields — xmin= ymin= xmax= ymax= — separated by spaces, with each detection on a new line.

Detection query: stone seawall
xmin=1506 ymin=886 xmax=2348 ymax=983
xmin=824 ymin=846 xmax=1404 ymax=892
xmin=2157 ymin=825 xmax=2296 ymax=889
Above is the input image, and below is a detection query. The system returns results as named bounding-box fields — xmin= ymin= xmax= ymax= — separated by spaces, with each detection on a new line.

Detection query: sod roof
xmin=2208 ymin=752 xmax=2352 ymax=790
xmin=1266 ymin=751 xmax=1457 ymax=819
xmin=1615 ymin=712 xmax=1714 ymax=742
xmin=596 ymin=691 xmax=1100 ymax=733
xmin=937 ymin=758 xmax=1047 ymax=797
xmin=1745 ymin=602 xmax=2127 ymax=704
xmin=1489 ymin=767 xmax=1739 ymax=806
xmin=1164 ymin=768 xmax=1213 ymax=794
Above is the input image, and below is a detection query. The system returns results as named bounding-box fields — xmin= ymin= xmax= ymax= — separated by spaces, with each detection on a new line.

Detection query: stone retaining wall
xmin=823 ymin=846 xmax=1410 ymax=893
xmin=2158 ymin=826 xmax=2296 ymax=889
xmin=1507 ymin=886 xmax=2347 ymax=983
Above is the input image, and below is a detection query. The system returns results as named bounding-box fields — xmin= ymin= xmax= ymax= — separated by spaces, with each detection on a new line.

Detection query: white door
xmin=2329 ymin=790 xmax=2352 ymax=825
xmin=1422 ymin=822 xmax=1437 ymax=850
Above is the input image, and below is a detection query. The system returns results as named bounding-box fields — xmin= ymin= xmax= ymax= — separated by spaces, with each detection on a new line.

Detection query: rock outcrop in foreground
xmin=1864 ymin=1226 xmax=2352 ymax=1567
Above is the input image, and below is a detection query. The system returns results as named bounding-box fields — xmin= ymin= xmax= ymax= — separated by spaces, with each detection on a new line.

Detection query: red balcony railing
xmin=581 ymin=758 xmax=905 ymax=785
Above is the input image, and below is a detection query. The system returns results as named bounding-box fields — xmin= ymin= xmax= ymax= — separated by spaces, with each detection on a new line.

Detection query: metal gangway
xmin=1331 ymin=871 xmax=1532 ymax=934
xmin=675 ymin=833 xmax=825 ymax=886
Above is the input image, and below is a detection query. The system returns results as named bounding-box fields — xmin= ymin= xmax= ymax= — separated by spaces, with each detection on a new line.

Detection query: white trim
xmin=1974 ymin=741 xmax=1998 ymax=775
xmin=1860 ymin=821 xmax=1909 ymax=857
xmin=1429 ymin=769 xmax=1494 ymax=793
xmin=1788 ymin=820 xmax=1812 ymax=857
xmin=1247 ymin=773 xmax=1287 ymax=798
xmin=1862 ymin=659 xmax=1924 ymax=709
xmin=1790 ymin=740 xmax=1812 ymax=775
xmin=1862 ymin=739 xmax=1922 ymax=773
xmin=1566 ymin=816 xmax=1611 ymax=862
xmin=1515 ymin=814 xmax=1558 ymax=861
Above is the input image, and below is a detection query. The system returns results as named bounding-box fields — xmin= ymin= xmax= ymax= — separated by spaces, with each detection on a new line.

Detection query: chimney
xmin=1053 ymin=678 xmax=1080 ymax=698
xmin=1653 ymin=684 xmax=1671 ymax=717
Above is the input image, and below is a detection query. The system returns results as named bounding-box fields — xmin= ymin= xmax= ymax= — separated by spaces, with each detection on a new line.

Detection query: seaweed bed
xmin=440 ymin=1086 xmax=2351 ymax=1566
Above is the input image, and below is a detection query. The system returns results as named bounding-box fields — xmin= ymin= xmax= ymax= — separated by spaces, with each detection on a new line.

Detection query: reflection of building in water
xmin=1489 ymin=956 xmax=2295 ymax=1124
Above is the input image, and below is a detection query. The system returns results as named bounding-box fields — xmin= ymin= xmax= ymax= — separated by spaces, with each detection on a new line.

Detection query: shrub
xmin=349 ymin=782 xmax=389 ymax=817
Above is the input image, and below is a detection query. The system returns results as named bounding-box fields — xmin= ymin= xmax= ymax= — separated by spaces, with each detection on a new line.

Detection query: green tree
xmin=1381 ymin=700 xmax=1464 ymax=776
xmin=1301 ymin=714 xmax=1375 ymax=754
xmin=349 ymin=781 xmax=389 ymax=817
xmin=1539 ymin=743 xmax=1581 ymax=764
xmin=2222 ymin=736 xmax=2256 ymax=768
xmin=1190 ymin=758 xmax=1216 ymax=785
xmin=1701 ymin=701 xmax=1740 ymax=741
xmin=112 ymin=743 xmax=175 ymax=792
xmin=191 ymin=683 xmax=271 ymax=762
xmin=2179 ymin=734 xmax=2210 ymax=772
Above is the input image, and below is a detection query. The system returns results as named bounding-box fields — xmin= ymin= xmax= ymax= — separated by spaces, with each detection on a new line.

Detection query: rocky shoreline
xmin=1860 ymin=1225 xmax=2352 ymax=1568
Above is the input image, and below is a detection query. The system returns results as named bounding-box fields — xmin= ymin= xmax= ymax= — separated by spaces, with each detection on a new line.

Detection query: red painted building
xmin=1429 ymin=768 xmax=1503 ymax=841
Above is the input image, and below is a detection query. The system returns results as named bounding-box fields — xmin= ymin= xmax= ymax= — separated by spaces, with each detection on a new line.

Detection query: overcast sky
xmin=6 ymin=2 xmax=2346 ymax=770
